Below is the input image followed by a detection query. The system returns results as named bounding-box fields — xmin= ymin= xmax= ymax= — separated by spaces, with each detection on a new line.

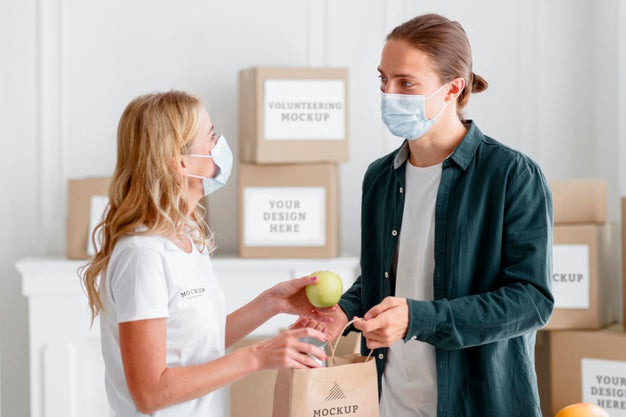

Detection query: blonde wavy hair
xmin=80 ymin=90 xmax=215 ymax=324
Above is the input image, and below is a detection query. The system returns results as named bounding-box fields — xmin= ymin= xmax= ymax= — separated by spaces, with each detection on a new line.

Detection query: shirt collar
xmin=393 ymin=120 xmax=482 ymax=172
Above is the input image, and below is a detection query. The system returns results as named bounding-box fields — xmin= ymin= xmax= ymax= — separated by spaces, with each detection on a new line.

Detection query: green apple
xmin=305 ymin=270 xmax=343 ymax=308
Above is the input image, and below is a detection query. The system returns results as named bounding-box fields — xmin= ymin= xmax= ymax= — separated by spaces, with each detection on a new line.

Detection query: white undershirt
xmin=379 ymin=160 xmax=442 ymax=417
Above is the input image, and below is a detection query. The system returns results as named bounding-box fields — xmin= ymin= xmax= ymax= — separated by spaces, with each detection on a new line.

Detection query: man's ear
xmin=447 ymin=77 xmax=466 ymax=100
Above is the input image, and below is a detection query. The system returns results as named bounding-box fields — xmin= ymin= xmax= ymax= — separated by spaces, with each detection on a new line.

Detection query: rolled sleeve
xmin=403 ymin=299 xmax=436 ymax=342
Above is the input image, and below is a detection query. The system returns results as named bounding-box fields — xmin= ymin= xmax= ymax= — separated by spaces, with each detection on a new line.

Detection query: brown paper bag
xmin=272 ymin=320 xmax=379 ymax=417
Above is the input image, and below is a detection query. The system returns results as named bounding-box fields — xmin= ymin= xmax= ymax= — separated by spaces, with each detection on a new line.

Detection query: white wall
xmin=1 ymin=0 xmax=623 ymax=415
xmin=591 ymin=0 xmax=620 ymax=220
xmin=0 ymin=1 xmax=40 ymax=416
xmin=620 ymin=0 xmax=626 ymax=197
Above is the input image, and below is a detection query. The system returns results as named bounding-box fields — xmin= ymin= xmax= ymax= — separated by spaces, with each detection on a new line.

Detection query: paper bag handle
xmin=328 ymin=318 xmax=374 ymax=366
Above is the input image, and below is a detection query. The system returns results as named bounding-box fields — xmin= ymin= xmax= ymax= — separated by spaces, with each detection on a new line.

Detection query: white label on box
xmin=243 ymin=187 xmax=326 ymax=247
xmin=552 ymin=244 xmax=590 ymax=309
xmin=582 ymin=358 xmax=626 ymax=415
xmin=86 ymin=195 xmax=109 ymax=256
xmin=263 ymin=79 xmax=345 ymax=140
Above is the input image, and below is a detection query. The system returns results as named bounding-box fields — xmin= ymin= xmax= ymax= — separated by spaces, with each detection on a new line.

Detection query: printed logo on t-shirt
xmin=179 ymin=287 xmax=207 ymax=300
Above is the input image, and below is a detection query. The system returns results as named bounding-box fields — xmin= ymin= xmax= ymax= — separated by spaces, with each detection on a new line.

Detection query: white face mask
xmin=185 ymin=134 xmax=233 ymax=196
xmin=380 ymin=83 xmax=450 ymax=140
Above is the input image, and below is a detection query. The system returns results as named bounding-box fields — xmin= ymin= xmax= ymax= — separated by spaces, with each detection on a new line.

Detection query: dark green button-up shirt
xmin=338 ymin=121 xmax=554 ymax=417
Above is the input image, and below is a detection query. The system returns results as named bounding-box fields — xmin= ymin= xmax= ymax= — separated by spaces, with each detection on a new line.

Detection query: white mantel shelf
xmin=16 ymin=255 xmax=360 ymax=417
xmin=17 ymin=255 xmax=361 ymax=297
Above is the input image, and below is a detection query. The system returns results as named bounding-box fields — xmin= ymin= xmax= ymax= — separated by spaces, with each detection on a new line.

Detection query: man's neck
xmin=407 ymin=116 xmax=468 ymax=167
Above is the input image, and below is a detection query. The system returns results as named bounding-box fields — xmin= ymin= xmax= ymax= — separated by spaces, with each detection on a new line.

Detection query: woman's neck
xmin=167 ymin=230 xmax=193 ymax=253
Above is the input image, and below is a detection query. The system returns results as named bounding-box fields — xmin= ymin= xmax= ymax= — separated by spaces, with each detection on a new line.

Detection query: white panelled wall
xmin=620 ymin=0 xmax=626 ymax=197
xmin=1 ymin=0 xmax=626 ymax=415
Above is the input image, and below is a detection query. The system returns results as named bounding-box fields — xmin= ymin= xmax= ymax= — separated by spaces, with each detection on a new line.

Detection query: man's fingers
xmin=303 ymin=310 xmax=334 ymax=323
xmin=313 ymin=322 xmax=327 ymax=332
xmin=352 ymin=317 xmax=366 ymax=331
xmin=353 ymin=314 xmax=386 ymax=334
xmin=364 ymin=297 xmax=395 ymax=320
xmin=289 ymin=316 xmax=309 ymax=330
xmin=365 ymin=337 xmax=383 ymax=350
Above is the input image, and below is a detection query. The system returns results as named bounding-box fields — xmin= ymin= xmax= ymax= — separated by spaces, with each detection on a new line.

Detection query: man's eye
xmin=378 ymin=75 xmax=387 ymax=83
xmin=402 ymin=81 xmax=414 ymax=87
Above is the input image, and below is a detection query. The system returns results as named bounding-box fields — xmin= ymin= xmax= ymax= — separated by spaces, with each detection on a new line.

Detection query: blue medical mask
xmin=381 ymin=84 xmax=450 ymax=140
xmin=185 ymin=134 xmax=233 ymax=196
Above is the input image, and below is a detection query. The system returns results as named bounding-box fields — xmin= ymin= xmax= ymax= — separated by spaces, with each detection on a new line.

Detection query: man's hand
xmin=290 ymin=306 xmax=349 ymax=342
xmin=353 ymin=297 xmax=409 ymax=349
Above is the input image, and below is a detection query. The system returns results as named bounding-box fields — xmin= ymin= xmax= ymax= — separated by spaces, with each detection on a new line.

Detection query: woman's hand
xmin=265 ymin=275 xmax=338 ymax=323
xmin=352 ymin=296 xmax=409 ymax=349
xmin=248 ymin=327 xmax=329 ymax=370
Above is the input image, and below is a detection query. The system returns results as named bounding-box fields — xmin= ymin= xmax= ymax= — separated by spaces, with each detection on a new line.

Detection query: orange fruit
xmin=555 ymin=403 xmax=609 ymax=417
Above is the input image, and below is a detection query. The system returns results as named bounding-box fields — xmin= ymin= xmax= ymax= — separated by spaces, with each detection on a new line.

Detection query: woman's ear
xmin=173 ymin=155 xmax=188 ymax=174
xmin=447 ymin=77 xmax=466 ymax=100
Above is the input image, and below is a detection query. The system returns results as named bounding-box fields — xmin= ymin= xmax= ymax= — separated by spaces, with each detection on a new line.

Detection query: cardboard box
xmin=229 ymin=333 xmax=361 ymax=417
xmin=238 ymin=163 xmax=339 ymax=258
xmin=549 ymin=180 xmax=607 ymax=224
xmin=545 ymin=223 xmax=620 ymax=330
xmin=238 ymin=67 xmax=349 ymax=164
xmin=66 ymin=177 xmax=111 ymax=259
xmin=622 ymin=198 xmax=626 ymax=327
xmin=535 ymin=326 xmax=626 ymax=416
xmin=228 ymin=336 xmax=277 ymax=417
xmin=534 ymin=331 xmax=553 ymax=417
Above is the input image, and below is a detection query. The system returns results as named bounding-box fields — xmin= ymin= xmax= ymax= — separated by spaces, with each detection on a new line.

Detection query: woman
xmin=80 ymin=91 xmax=331 ymax=416
xmin=297 ymin=13 xmax=553 ymax=417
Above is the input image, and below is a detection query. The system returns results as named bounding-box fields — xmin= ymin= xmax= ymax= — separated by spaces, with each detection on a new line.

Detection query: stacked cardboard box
xmin=536 ymin=326 xmax=626 ymax=416
xmin=544 ymin=180 xmax=619 ymax=330
xmin=66 ymin=178 xmax=211 ymax=260
xmin=238 ymin=67 xmax=348 ymax=258
xmin=66 ymin=177 xmax=111 ymax=259
xmin=536 ymin=180 xmax=623 ymax=416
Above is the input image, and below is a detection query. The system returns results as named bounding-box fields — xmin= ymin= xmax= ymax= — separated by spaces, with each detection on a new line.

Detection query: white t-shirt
xmin=100 ymin=230 xmax=226 ymax=417
xmin=379 ymin=161 xmax=442 ymax=417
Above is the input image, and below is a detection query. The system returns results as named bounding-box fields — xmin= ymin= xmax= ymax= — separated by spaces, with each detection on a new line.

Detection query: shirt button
xmin=399 ymin=187 xmax=404 ymax=194
xmin=411 ymin=336 xmax=417 ymax=340
xmin=378 ymin=353 xmax=384 ymax=360
xmin=392 ymin=230 xmax=398 ymax=237
xmin=384 ymin=272 xmax=389 ymax=278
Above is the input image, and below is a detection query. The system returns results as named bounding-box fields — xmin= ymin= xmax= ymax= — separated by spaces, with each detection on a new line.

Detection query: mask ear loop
xmin=425 ymin=82 xmax=449 ymax=99
xmin=425 ymin=83 xmax=451 ymax=121
xmin=183 ymin=154 xmax=217 ymax=179
xmin=184 ymin=173 xmax=207 ymax=180
xmin=328 ymin=318 xmax=374 ymax=367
